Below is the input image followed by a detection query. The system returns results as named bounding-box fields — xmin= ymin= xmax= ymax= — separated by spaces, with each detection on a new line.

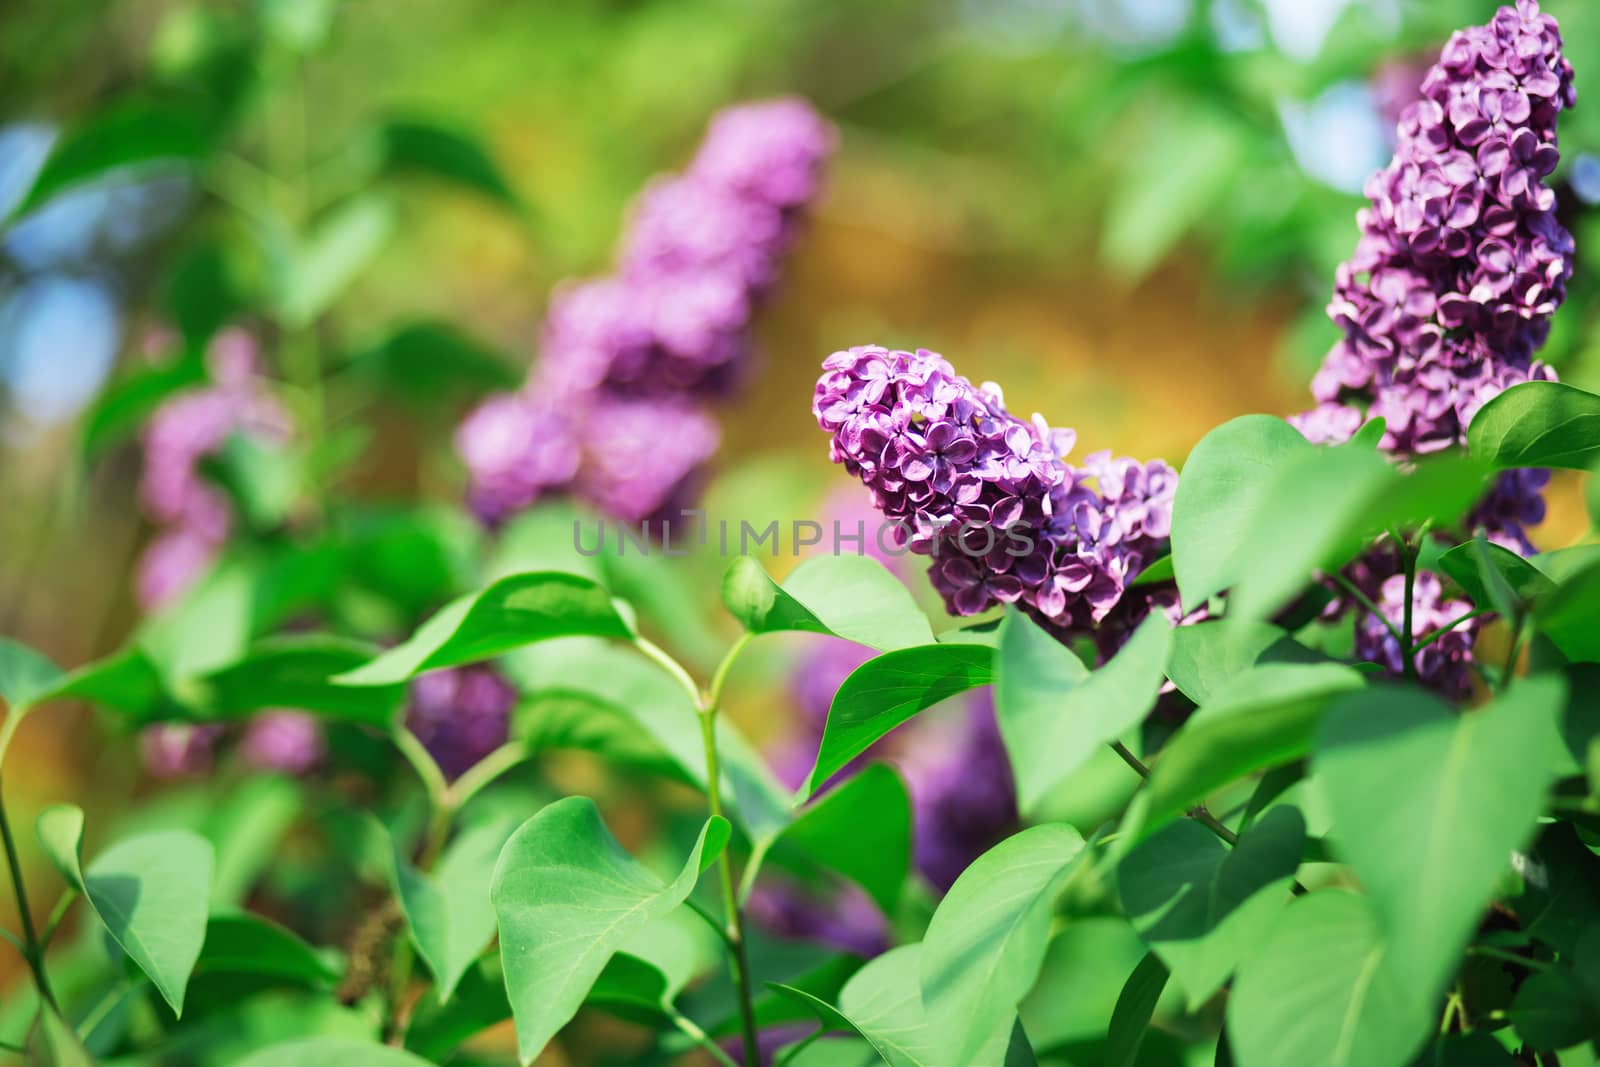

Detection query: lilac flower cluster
xmin=1355 ymin=572 xmax=1479 ymax=700
xmin=813 ymin=345 xmax=1179 ymax=636
xmin=1291 ymin=3 xmax=1576 ymax=693
xmin=406 ymin=664 xmax=517 ymax=780
xmin=137 ymin=330 xmax=291 ymax=609
xmin=1301 ymin=1 xmax=1574 ymax=458
xmin=458 ymin=99 xmax=833 ymax=529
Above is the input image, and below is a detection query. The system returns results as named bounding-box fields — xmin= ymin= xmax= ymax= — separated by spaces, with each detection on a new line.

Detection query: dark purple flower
xmin=1355 ymin=571 xmax=1479 ymax=699
xmin=745 ymin=879 xmax=890 ymax=960
xmin=241 ymin=710 xmax=325 ymax=776
xmin=1466 ymin=467 xmax=1550 ymax=555
xmin=406 ymin=665 xmax=517 ymax=780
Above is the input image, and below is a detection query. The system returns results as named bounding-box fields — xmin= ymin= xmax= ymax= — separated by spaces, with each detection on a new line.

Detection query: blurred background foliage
xmin=2 ymin=0 xmax=1599 ymax=1061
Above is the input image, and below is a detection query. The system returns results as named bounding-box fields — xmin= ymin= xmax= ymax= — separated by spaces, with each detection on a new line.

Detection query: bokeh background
xmin=2 ymin=0 xmax=1599 ymax=1061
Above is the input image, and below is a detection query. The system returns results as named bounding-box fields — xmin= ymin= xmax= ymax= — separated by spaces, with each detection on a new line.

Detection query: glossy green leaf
xmin=1125 ymin=663 xmax=1363 ymax=842
xmin=1227 ymin=447 xmax=1488 ymax=622
xmin=351 ymin=320 xmax=520 ymax=404
xmin=777 ymin=944 xmax=1033 ymax=1067
xmin=27 ymin=1003 xmax=95 ymax=1067
xmin=379 ymin=119 xmax=521 ymax=206
xmin=9 ymin=100 xmax=210 ymax=220
xmin=197 ymin=636 xmax=405 ymax=726
xmin=589 ymin=910 xmax=721 ymax=1020
xmin=1438 ymin=540 xmax=1552 ymax=615
xmin=1314 ymin=678 xmax=1565 ymax=1003
xmin=996 ymin=611 xmax=1170 ymax=814
xmin=490 ymin=797 xmax=728 ymax=1064
xmin=335 ymin=571 xmax=633 ymax=686
xmin=1172 ymin=415 xmax=1315 ymax=610
xmin=803 ymin=643 xmax=993 ymax=800
xmin=1537 ymin=558 xmax=1600 ymax=663
xmin=1104 ymin=952 xmax=1169 ymax=1067
xmin=36 ymin=805 xmax=213 ymax=1015
xmin=1468 ymin=380 xmax=1600 ymax=470
xmin=195 ymin=913 xmax=338 ymax=987
xmin=389 ymin=816 xmax=520 ymax=1003
xmin=1165 ymin=621 xmax=1327 ymax=706
xmin=1018 ymin=918 xmax=1150 ymax=1054
xmin=1510 ymin=955 xmax=1600 ymax=1051
xmin=759 ymin=763 xmax=911 ymax=914
xmin=1227 ymin=890 xmax=1428 ymax=1067
xmin=0 ymin=637 xmax=63 ymax=710
xmin=234 ymin=1037 xmax=434 ymax=1067
xmin=278 ymin=195 xmax=396 ymax=329
xmin=1510 ymin=822 xmax=1600 ymax=957
xmin=920 ymin=824 xmax=1087 ymax=1061
xmin=1119 ymin=806 xmax=1304 ymax=1008
xmin=722 ymin=555 xmax=934 ymax=651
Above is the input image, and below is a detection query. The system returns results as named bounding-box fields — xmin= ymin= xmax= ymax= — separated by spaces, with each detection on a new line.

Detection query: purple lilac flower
xmin=771 ymin=638 xmax=877 ymax=792
xmin=140 ymin=723 xmax=226 ymax=780
xmin=1467 ymin=467 xmax=1550 ymax=555
xmin=1355 ymin=571 xmax=1479 ymax=699
xmin=899 ymin=693 xmax=1019 ymax=892
xmin=745 ymin=879 xmax=890 ymax=960
xmin=455 ymin=391 xmax=582 ymax=526
xmin=458 ymin=98 xmax=833 ymax=529
xmin=135 ymin=527 xmax=224 ymax=612
xmin=241 ymin=710 xmax=325 ymax=776
xmin=814 ymin=345 xmax=1181 ymax=638
xmin=406 ymin=665 xmax=517 ymax=781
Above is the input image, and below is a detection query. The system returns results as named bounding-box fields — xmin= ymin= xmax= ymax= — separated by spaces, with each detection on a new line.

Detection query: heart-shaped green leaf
xmin=490 ymin=797 xmax=728 ymax=1064
xmin=1119 ymin=806 xmax=1304 ymax=1008
xmin=920 ymin=824 xmax=1087 ymax=1062
xmin=1227 ymin=890 xmax=1429 ymax=1067
xmin=803 ymin=643 xmax=993 ymax=800
xmin=996 ymin=611 xmax=1171 ymax=814
xmin=757 ymin=762 xmax=911 ymax=915
xmin=336 ymin=571 xmax=634 ymax=686
xmin=722 ymin=555 xmax=933 ymax=651
xmin=36 ymin=804 xmax=213 ymax=1015
xmin=1468 ymin=380 xmax=1600 ymax=470
xmin=1313 ymin=678 xmax=1565 ymax=1005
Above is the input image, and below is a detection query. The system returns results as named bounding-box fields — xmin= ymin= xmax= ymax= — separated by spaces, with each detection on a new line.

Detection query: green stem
xmin=1499 ymin=623 xmax=1524 ymax=692
xmin=37 ymin=889 xmax=76 ymax=954
xmin=1466 ymin=945 xmax=1550 ymax=973
xmin=0 ymin=774 xmax=56 ymax=1010
xmin=1412 ymin=609 xmax=1491 ymax=654
xmin=1329 ymin=571 xmax=1405 ymax=647
xmin=669 ymin=1006 xmax=741 ymax=1067
xmin=697 ymin=705 xmax=762 ymax=1067
xmin=1400 ymin=534 xmax=1419 ymax=682
xmin=385 ymin=728 xmax=456 ymax=1043
xmin=446 ymin=741 xmax=527 ymax=811
xmin=1109 ymin=741 xmax=1238 ymax=846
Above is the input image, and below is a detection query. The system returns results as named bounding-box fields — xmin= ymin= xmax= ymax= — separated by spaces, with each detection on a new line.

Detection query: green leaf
xmin=0 ymin=637 xmax=63 ymax=710
xmin=195 ymin=913 xmax=338 ymax=987
xmin=390 ymin=816 xmax=520 ymax=1003
xmin=1227 ymin=448 xmax=1488 ymax=622
xmin=590 ymin=910 xmax=721 ymax=1019
xmin=1125 ymin=664 xmax=1363 ymax=842
xmin=278 ymin=196 xmax=395 ymax=329
xmin=1438 ymin=540 xmax=1552 ymax=616
xmin=36 ymin=806 xmax=213 ymax=1015
xmin=79 ymin=355 xmax=209 ymax=462
xmin=1104 ymin=952 xmax=1169 ymax=1067
xmin=777 ymin=944 xmax=1032 ymax=1067
xmin=1227 ymin=890 xmax=1429 ymax=1067
xmin=490 ymin=798 xmax=728 ymax=1064
xmin=1510 ymin=964 xmax=1600 ymax=1050
xmin=1119 ymin=807 xmax=1304 ymax=1008
xmin=760 ymin=763 xmax=911 ymax=915
xmin=206 ymin=434 xmax=304 ymax=531
xmin=802 ymin=643 xmax=993 ymax=800
xmin=379 ymin=119 xmax=521 ymax=206
xmin=336 ymin=571 xmax=633 ymax=686
xmin=405 ymin=957 xmax=511 ymax=1061
xmin=920 ymin=824 xmax=1087 ymax=1062
xmin=995 ymin=611 xmax=1170 ymax=814
xmin=1468 ymin=380 xmax=1600 ymax=470
xmin=1172 ymin=415 xmax=1315 ymax=610
xmin=722 ymin=556 xmax=934 ymax=652
xmin=1165 ymin=621 xmax=1328 ymax=706
xmin=1313 ymin=678 xmax=1565 ymax=1004
xmin=1509 ymin=822 xmax=1600 ymax=956
xmin=8 ymin=99 xmax=210 ymax=221
xmin=26 ymin=1003 xmax=95 ymax=1067
xmin=1536 ymin=558 xmax=1600 ymax=663
xmin=234 ymin=1037 xmax=434 ymax=1067
xmin=350 ymin=321 xmax=520 ymax=405
xmin=1018 ymin=917 xmax=1149 ymax=1054
xmin=258 ymin=0 xmax=339 ymax=52
xmin=196 ymin=636 xmax=405 ymax=726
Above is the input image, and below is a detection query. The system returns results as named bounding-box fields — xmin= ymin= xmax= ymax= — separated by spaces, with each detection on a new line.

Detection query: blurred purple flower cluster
xmin=813 ymin=344 xmax=1179 ymax=638
xmin=1298 ymin=0 xmax=1574 ymax=458
xmin=136 ymin=329 xmax=291 ymax=610
xmin=1292 ymin=2 xmax=1575 ymax=693
xmin=405 ymin=664 xmax=517 ymax=781
xmin=458 ymin=98 xmax=834 ymax=529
